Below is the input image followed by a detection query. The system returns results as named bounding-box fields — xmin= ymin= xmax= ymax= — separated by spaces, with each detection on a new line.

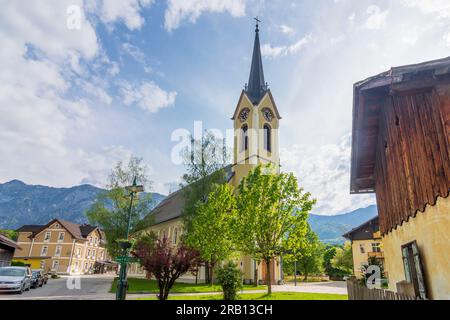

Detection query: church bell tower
xmin=230 ymin=19 xmax=282 ymax=187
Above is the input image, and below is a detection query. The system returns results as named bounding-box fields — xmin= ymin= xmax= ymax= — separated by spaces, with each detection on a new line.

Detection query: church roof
xmin=146 ymin=165 xmax=234 ymax=226
xmin=245 ymin=23 xmax=267 ymax=105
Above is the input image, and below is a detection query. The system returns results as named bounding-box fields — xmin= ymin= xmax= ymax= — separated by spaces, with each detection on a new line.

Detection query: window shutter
xmin=411 ymin=241 xmax=428 ymax=300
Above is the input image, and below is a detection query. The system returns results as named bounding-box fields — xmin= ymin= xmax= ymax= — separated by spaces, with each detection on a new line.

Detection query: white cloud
xmin=364 ymin=5 xmax=388 ymax=30
xmin=99 ymin=0 xmax=154 ymax=30
xmin=281 ymin=133 xmax=375 ymax=215
xmin=401 ymin=0 xmax=450 ymax=19
xmin=279 ymin=24 xmax=295 ymax=35
xmin=120 ymin=81 xmax=177 ymax=113
xmin=261 ymin=34 xmax=312 ymax=58
xmin=164 ymin=0 xmax=246 ymax=31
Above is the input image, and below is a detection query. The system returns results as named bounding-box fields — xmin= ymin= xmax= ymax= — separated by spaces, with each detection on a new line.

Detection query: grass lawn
xmin=284 ymin=275 xmax=330 ymax=283
xmin=110 ymin=277 xmax=267 ymax=294
xmin=137 ymin=292 xmax=348 ymax=300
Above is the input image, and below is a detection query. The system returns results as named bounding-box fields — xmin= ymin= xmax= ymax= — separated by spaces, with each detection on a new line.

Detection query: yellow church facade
xmin=130 ymin=23 xmax=283 ymax=285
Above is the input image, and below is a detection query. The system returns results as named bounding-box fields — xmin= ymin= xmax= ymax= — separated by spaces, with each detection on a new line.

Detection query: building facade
xmin=14 ymin=218 xmax=107 ymax=275
xmin=132 ymin=23 xmax=283 ymax=284
xmin=0 ymin=233 xmax=21 ymax=267
xmin=343 ymin=216 xmax=384 ymax=279
xmin=351 ymin=57 xmax=450 ymax=299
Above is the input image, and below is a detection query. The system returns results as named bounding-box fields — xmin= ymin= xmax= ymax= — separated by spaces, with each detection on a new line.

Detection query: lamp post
xmin=116 ymin=176 xmax=144 ymax=301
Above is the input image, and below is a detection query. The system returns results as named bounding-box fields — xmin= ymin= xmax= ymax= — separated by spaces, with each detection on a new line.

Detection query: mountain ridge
xmin=0 ymin=180 xmax=377 ymax=244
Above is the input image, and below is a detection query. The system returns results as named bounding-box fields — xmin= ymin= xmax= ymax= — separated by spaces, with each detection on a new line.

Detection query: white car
xmin=0 ymin=267 xmax=32 ymax=294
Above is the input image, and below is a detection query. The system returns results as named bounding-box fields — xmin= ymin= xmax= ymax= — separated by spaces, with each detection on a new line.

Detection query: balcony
xmin=368 ymin=251 xmax=384 ymax=259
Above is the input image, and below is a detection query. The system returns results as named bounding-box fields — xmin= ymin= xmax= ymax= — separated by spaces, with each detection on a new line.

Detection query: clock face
xmin=239 ymin=109 xmax=250 ymax=123
xmin=262 ymin=108 xmax=273 ymax=122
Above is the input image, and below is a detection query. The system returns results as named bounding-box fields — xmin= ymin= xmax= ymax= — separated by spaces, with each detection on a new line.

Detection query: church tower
xmin=231 ymin=20 xmax=282 ymax=187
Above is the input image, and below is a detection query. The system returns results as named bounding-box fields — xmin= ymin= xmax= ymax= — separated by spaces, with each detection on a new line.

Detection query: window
xmin=41 ymin=246 xmax=48 ymax=256
xmin=84 ymin=262 xmax=88 ymax=271
xmin=40 ymin=260 xmax=45 ymax=269
xmin=92 ymin=250 xmax=96 ymax=259
xmin=54 ymin=223 xmax=60 ymax=228
xmin=94 ymin=238 xmax=97 ymax=246
xmin=173 ymin=228 xmax=178 ymax=245
xmin=76 ymin=247 xmax=81 ymax=257
xmin=402 ymin=241 xmax=427 ymax=299
xmin=241 ymin=125 xmax=249 ymax=152
xmin=58 ymin=232 xmax=65 ymax=242
xmin=359 ymin=244 xmax=365 ymax=254
xmin=100 ymin=251 xmax=104 ymax=260
xmin=44 ymin=232 xmax=51 ymax=242
xmin=89 ymin=237 xmax=93 ymax=245
xmin=263 ymin=124 xmax=271 ymax=152
xmin=55 ymin=246 xmax=62 ymax=257
xmin=87 ymin=249 xmax=91 ymax=259
xmin=372 ymin=243 xmax=381 ymax=253
xmin=52 ymin=260 xmax=59 ymax=271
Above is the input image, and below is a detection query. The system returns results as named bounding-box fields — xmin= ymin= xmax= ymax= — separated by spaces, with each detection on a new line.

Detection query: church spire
xmin=246 ymin=17 xmax=267 ymax=105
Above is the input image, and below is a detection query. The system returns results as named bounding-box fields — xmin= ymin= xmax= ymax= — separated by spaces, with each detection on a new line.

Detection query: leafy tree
xmin=0 ymin=230 xmax=18 ymax=241
xmin=86 ymin=156 xmax=154 ymax=258
xmin=133 ymin=237 xmax=201 ymax=300
xmin=184 ymin=183 xmax=237 ymax=285
xmin=331 ymin=241 xmax=353 ymax=275
xmin=217 ymin=262 xmax=243 ymax=300
xmin=233 ymin=164 xmax=316 ymax=295
xmin=323 ymin=245 xmax=344 ymax=278
xmin=180 ymin=130 xmax=230 ymax=283
xmin=285 ymin=225 xmax=324 ymax=281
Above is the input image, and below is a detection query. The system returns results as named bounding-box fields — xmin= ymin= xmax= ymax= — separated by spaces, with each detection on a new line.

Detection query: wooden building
xmin=351 ymin=57 xmax=450 ymax=299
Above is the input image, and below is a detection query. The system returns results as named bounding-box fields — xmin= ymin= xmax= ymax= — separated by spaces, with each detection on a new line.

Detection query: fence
xmin=347 ymin=277 xmax=417 ymax=300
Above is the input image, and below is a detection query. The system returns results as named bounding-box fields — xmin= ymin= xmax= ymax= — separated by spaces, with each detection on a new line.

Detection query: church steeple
xmin=246 ymin=17 xmax=267 ymax=105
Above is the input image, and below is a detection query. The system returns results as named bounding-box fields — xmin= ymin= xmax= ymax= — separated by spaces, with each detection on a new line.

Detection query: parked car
xmin=30 ymin=270 xmax=45 ymax=289
xmin=0 ymin=266 xmax=32 ymax=294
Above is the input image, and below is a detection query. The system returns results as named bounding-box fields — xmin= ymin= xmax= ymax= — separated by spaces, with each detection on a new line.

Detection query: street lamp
xmin=116 ymin=176 xmax=144 ymax=301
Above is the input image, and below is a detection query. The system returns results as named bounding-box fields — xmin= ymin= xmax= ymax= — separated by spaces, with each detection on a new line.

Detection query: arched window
xmin=264 ymin=124 xmax=271 ymax=152
xmin=241 ymin=125 xmax=249 ymax=152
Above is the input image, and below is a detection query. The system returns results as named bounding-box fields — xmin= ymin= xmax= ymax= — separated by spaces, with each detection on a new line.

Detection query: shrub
xmin=217 ymin=262 xmax=243 ymax=300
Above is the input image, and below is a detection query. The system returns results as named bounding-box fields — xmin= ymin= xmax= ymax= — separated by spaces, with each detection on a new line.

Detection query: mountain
xmin=0 ymin=180 xmax=166 ymax=229
xmin=308 ymin=205 xmax=378 ymax=245
xmin=0 ymin=180 xmax=377 ymax=244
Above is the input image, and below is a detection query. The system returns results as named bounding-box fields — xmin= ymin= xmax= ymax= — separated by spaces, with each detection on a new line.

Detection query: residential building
xmin=343 ymin=216 xmax=384 ymax=278
xmin=14 ymin=218 xmax=108 ymax=275
xmin=351 ymin=57 xmax=450 ymax=299
xmin=0 ymin=233 xmax=21 ymax=267
xmin=131 ymin=22 xmax=283 ymax=285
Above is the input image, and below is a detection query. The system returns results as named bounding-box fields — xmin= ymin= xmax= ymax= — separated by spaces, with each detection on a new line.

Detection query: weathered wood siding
xmin=375 ymin=88 xmax=450 ymax=235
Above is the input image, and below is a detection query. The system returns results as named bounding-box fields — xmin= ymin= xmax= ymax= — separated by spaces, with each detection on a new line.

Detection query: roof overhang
xmin=350 ymin=55 xmax=450 ymax=194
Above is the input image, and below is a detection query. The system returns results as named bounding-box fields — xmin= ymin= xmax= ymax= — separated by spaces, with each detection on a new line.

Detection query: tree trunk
xmin=265 ymin=259 xmax=272 ymax=295
xmin=253 ymin=260 xmax=258 ymax=287
xmin=195 ymin=268 xmax=198 ymax=285
xmin=304 ymin=271 xmax=308 ymax=282
xmin=210 ymin=263 xmax=214 ymax=286
xmin=205 ymin=262 xmax=210 ymax=284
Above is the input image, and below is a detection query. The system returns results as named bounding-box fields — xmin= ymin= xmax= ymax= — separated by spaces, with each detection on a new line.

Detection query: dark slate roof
xmin=0 ymin=233 xmax=21 ymax=250
xmin=16 ymin=219 xmax=100 ymax=240
xmin=15 ymin=225 xmax=43 ymax=233
xmin=245 ymin=25 xmax=267 ymax=105
xmin=147 ymin=165 xmax=234 ymax=226
xmin=342 ymin=216 xmax=379 ymax=241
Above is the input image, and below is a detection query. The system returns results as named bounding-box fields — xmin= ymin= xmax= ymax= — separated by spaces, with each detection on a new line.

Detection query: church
xmin=130 ymin=22 xmax=283 ymax=285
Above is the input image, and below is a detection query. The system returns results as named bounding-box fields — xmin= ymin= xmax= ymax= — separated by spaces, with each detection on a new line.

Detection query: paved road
xmin=0 ymin=275 xmax=115 ymax=300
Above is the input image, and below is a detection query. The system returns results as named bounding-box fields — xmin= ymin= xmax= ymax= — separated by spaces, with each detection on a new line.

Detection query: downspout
xmin=68 ymin=239 xmax=76 ymax=274
xmin=28 ymin=238 xmax=34 ymax=257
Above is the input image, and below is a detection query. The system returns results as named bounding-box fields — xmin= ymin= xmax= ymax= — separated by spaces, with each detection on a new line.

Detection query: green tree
xmin=285 ymin=225 xmax=324 ymax=281
xmin=0 ymin=230 xmax=18 ymax=241
xmin=180 ymin=130 xmax=229 ymax=283
xmin=331 ymin=241 xmax=354 ymax=275
xmin=86 ymin=156 xmax=154 ymax=258
xmin=323 ymin=245 xmax=340 ymax=277
xmin=233 ymin=164 xmax=316 ymax=295
xmin=184 ymin=184 xmax=237 ymax=284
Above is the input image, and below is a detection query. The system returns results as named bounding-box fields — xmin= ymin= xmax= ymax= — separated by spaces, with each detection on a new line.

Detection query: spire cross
xmin=254 ymin=16 xmax=261 ymax=31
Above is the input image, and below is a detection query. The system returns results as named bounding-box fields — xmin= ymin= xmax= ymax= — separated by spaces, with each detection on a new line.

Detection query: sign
xmin=115 ymin=256 xmax=140 ymax=264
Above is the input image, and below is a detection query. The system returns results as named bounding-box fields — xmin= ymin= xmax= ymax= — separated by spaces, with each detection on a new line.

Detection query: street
xmin=0 ymin=275 xmax=115 ymax=300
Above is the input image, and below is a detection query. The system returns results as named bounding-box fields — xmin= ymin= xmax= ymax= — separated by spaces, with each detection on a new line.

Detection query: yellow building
xmin=14 ymin=218 xmax=108 ymax=275
xmin=343 ymin=216 xmax=384 ymax=279
xmin=131 ymin=23 xmax=283 ymax=284
xmin=351 ymin=57 xmax=450 ymax=299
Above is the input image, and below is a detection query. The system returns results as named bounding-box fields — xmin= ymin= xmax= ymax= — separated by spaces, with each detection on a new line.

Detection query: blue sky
xmin=1 ymin=0 xmax=450 ymax=215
